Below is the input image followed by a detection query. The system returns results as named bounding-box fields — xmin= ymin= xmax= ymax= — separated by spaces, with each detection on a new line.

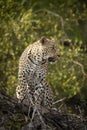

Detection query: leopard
xmin=16 ymin=37 xmax=60 ymax=111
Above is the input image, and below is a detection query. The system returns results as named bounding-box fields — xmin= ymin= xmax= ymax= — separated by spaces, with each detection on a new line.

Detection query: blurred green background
xmin=0 ymin=0 xmax=87 ymax=103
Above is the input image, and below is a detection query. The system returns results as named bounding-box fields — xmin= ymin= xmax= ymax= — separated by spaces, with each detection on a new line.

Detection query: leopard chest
xmin=28 ymin=64 xmax=47 ymax=87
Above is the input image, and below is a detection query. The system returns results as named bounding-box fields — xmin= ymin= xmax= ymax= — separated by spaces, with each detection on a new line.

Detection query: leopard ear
xmin=40 ymin=36 xmax=47 ymax=45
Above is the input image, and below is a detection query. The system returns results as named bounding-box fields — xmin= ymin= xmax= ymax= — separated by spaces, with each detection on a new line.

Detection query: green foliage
xmin=0 ymin=0 xmax=87 ymax=101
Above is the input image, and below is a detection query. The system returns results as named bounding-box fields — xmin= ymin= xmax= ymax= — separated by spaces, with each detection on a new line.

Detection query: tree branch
xmin=73 ymin=60 xmax=87 ymax=80
xmin=0 ymin=90 xmax=86 ymax=130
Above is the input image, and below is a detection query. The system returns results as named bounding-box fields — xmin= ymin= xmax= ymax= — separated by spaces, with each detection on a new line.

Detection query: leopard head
xmin=40 ymin=37 xmax=60 ymax=63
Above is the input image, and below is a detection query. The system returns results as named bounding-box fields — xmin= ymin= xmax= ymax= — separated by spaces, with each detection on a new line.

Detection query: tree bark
xmin=0 ymin=90 xmax=86 ymax=130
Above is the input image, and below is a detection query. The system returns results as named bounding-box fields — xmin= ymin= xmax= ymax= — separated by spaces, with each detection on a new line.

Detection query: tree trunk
xmin=0 ymin=90 xmax=86 ymax=130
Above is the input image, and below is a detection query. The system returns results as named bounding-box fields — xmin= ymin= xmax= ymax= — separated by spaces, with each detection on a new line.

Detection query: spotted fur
xmin=16 ymin=37 xmax=60 ymax=109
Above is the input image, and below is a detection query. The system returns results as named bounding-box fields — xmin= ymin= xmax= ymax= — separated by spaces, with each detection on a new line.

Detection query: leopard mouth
xmin=48 ymin=57 xmax=56 ymax=62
